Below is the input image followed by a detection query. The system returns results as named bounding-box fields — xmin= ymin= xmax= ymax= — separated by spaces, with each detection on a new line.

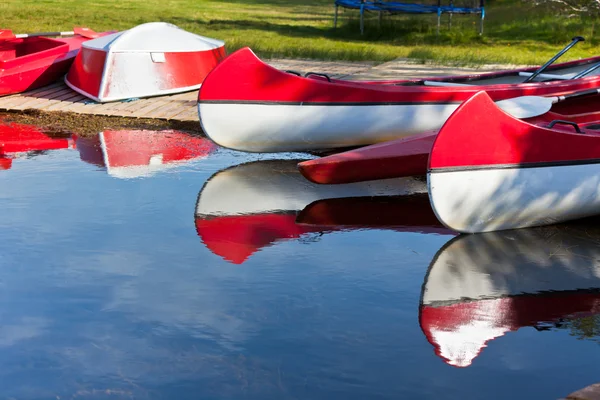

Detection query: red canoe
xmin=420 ymin=223 xmax=600 ymax=367
xmin=198 ymin=46 xmax=600 ymax=152
xmin=429 ymin=90 xmax=600 ymax=232
xmin=0 ymin=28 xmax=110 ymax=96
xmin=298 ymin=88 xmax=600 ymax=184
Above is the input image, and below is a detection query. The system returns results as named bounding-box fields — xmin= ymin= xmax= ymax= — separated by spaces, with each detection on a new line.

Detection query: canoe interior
xmin=0 ymin=37 xmax=68 ymax=68
xmin=401 ymin=58 xmax=600 ymax=86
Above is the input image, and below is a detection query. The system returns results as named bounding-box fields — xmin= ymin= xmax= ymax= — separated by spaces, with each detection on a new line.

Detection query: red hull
xmin=0 ymin=32 xmax=111 ymax=96
xmin=430 ymin=92 xmax=600 ymax=170
xmin=299 ymin=92 xmax=600 ymax=184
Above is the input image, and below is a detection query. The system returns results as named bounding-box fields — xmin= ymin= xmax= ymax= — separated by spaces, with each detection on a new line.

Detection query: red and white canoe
xmin=429 ymin=90 xmax=600 ymax=233
xmin=198 ymin=46 xmax=600 ymax=152
xmin=298 ymin=86 xmax=600 ymax=184
xmin=421 ymin=224 xmax=600 ymax=367
xmin=195 ymin=160 xmax=428 ymax=264
xmin=74 ymin=129 xmax=216 ymax=178
xmin=66 ymin=22 xmax=226 ymax=103
xmin=0 ymin=27 xmax=107 ymax=96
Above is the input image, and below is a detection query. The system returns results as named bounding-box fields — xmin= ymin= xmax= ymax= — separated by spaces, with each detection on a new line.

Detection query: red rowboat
xmin=194 ymin=160 xmax=428 ymax=264
xmin=74 ymin=129 xmax=216 ymax=178
xmin=298 ymin=88 xmax=600 ymax=184
xmin=66 ymin=22 xmax=226 ymax=103
xmin=421 ymin=222 xmax=600 ymax=367
xmin=428 ymin=90 xmax=600 ymax=232
xmin=198 ymin=45 xmax=600 ymax=152
xmin=0 ymin=28 xmax=108 ymax=96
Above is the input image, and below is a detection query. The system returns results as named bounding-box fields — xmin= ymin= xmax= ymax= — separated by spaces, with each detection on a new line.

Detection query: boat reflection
xmin=0 ymin=122 xmax=74 ymax=169
xmin=420 ymin=221 xmax=600 ymax=368
xmin=194 ymin=159 xmax=445 ymax=264
xmin=74 ymin=129 xmax=216 ymax=178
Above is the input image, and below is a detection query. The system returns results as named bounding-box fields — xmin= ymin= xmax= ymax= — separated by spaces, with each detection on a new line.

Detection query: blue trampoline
xmin=334 ymin=0 xmax=485 ymax=35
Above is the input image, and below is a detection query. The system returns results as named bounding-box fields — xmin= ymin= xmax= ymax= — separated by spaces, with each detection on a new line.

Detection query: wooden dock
xmin=0 ymin=59 xmax=374 ymax=122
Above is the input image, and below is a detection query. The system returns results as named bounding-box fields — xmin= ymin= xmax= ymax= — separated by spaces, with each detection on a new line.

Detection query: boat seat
xmin=518 ymin=71 xmax=575 ymax=80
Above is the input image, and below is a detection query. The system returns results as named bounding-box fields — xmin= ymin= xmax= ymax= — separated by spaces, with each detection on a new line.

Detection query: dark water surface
xmin=2 ymin=124 xmax=600 ymax=399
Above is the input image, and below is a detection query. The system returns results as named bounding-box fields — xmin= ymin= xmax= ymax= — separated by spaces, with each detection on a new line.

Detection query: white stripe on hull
xmin=428 ymin=163 xmax=600 ymax=233
xmin=198 ymin=102 xmax=459 ymax=152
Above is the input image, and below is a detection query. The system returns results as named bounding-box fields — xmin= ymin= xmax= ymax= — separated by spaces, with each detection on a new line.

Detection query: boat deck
xmin=0 ymin=59 xmax=375 ymax=122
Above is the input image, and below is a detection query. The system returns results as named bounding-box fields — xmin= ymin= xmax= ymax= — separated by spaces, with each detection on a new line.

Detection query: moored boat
xmin=195 ymin=160 xmax=428 ymax=264
xmin=428 ymin=90 xmax=600 ymax=233
xmin=0 ymin=27 xmax=105 ymax=96
xmin=198 ymin=46 xmax=600 ymax=152
xmin=65 ymin=22 xmax=226 ymax=103
xmin=298 ymin=86 xmax=600 ymax=184
xmin=74 ymin=129 xmax=215 ymax=178
xmin=420 ymin=223 xmax=600 ymax=367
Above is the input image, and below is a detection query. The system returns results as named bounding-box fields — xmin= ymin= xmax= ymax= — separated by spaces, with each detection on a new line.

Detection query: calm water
xmin=1 ymin=123 xmax=600 ymax=399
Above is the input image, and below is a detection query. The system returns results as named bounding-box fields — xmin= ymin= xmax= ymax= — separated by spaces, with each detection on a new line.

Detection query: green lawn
xmin=1 ymin=0 xmax=598 ymax=65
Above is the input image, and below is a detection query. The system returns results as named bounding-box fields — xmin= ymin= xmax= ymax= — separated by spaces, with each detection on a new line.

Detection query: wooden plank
xmin=18 ymin=82 xmax=63 ymax=96
xmin=29 ymin=85 xmax=71 ymax=99
xmin=45 ymin=94 xmax=87 ymax=111
xmin=164 ymin=104 xmax=197 ymax=120
xmin=1 ymin=95 xmax=48 ymax=109
xmin=141 ymin=101 xmax=189 ymax=119
xmin=139 ymin=100 xmax=184 ymax=119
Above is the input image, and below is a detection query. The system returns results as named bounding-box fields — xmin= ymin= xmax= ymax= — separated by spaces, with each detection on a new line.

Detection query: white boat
xmin=65 ymin=22 xmax=226 ymax=102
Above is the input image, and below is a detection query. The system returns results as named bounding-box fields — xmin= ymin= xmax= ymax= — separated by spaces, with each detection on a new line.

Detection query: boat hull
xmin=428 ymin=91 xmax=600 ymax=232
xmin=298 ymin=131 xmax=436 ymax=184
xmin=66 ymin=23 xmax=226 ymax=103
xmin=198 ymin=47 xmax=600 ymax=152
xmin=198 ymin=103 xmax=457 ymax=152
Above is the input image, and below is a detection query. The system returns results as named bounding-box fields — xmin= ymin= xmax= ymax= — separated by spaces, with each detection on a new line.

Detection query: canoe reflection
xmin=74 ymin=130 xmax=215 ymax=178
xmin=0 ymin=122 xmax=74 ymax=169
xmin=420 ymin=222 xmax=600 ymax=368
xmin=194 ymin=159 xmax=443 ymax=264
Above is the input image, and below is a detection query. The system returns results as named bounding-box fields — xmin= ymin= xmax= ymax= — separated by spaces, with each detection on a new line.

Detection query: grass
xmin=1 ymin=0 xmax=599 ymax=65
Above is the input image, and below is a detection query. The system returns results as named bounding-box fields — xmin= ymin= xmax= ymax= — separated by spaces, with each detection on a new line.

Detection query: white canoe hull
xmin=428 ymin=162 xmax=600 ymax=233
xmin=198 ymin=102 xmax=459 ymax=152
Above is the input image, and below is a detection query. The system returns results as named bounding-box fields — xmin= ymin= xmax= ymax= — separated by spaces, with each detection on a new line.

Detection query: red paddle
xmin=0 ymin=27 xmax=100 ymax=41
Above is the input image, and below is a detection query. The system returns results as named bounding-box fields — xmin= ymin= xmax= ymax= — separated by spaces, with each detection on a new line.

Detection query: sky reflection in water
xmin=1 ymin=123 xmax=600 ymax=399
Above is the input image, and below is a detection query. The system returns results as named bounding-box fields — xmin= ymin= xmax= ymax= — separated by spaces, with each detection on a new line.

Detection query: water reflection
xmin=74 ymin=130 xmax=216 ymax=178
xmin=194 ymin=159 xmax=431 ymax=264
xmin=0 ymin=122 xmax=73 ymax=169
xmin=420 ymin=221 xmax=600 ymax=368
